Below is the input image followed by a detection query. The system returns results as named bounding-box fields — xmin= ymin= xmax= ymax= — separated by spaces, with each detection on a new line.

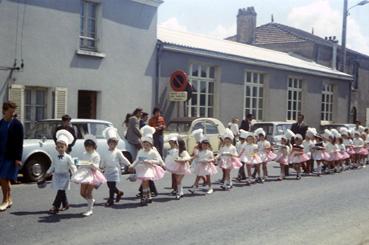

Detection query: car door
xmin=70 ymin=123 xmax=88 ymax=159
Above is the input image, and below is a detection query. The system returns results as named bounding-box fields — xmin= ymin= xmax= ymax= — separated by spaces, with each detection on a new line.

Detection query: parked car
xmin=251 ymin=121 xmax=293 ymax=145
xmin=320 ymin=123 xmax=356 ymax=133
xmin=21 ymin=119 xmax=134 ymax=182
xmin=164 ymin=117 xmax=226 ymax=154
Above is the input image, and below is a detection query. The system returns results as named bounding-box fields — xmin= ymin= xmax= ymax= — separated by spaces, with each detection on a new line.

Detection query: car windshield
xmin=166 ymin=122 xmax=191 ymax=133
xmin=26 ymin=121 xmax=59 ymax=139
xmin=251 ymin=124 xmax=274 ymax=136
xmin=275 ymin=124 xmax=292 ymax=135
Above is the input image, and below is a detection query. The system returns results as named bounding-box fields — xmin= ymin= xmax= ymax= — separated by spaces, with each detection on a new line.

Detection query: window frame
xmin=321 ymin=83 xmax=334 ymax=123
xmin=187 ymin=64 xmax=215 ymax=118
xmin=243 ymin=71 xmax=265 ymax=121
xmin=80 ymin=0 xmax=99 ymax=51
xmin=24 ymin=87 xmax=48 ymax=133
xmin=286 ymin=77 xmax=303 ymax=121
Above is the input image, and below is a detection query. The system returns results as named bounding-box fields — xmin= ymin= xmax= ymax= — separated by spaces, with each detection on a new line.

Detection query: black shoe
xmin=116 ymin=191 xmax=124 ymax=203
xmin=105 ymin=199 xmax=114 ymax=207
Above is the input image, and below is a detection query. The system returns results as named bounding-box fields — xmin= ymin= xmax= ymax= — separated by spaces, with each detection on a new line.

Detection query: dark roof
xmin=226 ymin=22 xmax=369 ymax=59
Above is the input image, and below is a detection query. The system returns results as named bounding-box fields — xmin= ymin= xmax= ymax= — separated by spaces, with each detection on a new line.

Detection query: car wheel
xmin=23 ymin=156 xmax=50 ymax=182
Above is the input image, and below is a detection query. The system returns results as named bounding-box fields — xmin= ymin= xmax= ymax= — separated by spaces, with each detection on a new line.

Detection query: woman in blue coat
xmin=0 ymin=101 xmax=24 ymax=211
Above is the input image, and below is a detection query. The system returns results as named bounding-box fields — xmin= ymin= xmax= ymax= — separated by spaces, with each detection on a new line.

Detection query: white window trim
xmin=321 ymin=83 xmax=334 ymax=123
xmin=187 ymin=63 xmax=215 ymax=118
xmin=286 ymin=77 xmax=303 ymax=122
xmin=243 ymin=71 xmax=264 ymax=121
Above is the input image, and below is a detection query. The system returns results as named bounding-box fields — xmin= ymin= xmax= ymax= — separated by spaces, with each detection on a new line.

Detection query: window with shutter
xmin=8 ymin=84 xmax=25 ymax=123
xmin=54 ymin=88 xmax=68 ymax=119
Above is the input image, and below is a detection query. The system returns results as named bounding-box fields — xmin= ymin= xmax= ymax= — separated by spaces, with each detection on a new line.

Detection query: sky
xmin=158 ymin=0 xmax=369 ymax=55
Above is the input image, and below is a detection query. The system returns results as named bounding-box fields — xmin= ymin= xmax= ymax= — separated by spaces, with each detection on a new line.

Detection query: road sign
xmin=168 ymin=91 xmax=188 ymax=102
xmin=169 ymin=70 xmax=189 ymax=92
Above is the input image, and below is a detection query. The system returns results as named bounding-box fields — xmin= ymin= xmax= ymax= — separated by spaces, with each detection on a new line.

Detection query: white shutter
xmin=54 ymin=87 xmax=68 ymax=118
xmin=8 ymin=84 xmax=25 ymax=123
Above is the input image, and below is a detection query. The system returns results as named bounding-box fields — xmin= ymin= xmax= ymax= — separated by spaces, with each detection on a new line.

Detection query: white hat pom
xmin=254 ymin=128 xmax=266 ymax=137
xmin=192 ymin=128 xmax=204 ymax=143
xmin=295 ymin=134 xmax=303 ymax=140
xmin=103 ymin=127 xmax=120 ymax=141
xmin=168 ymin=133 xmax=179 ymax=142
xmin=306 ymin=127 xmax=317 ymax=137
xmin=285 ymin=129 xmax=295 ymax=140
xmin=239 ymin=129 xmax=248 ymax=139
xmin=56 ymin=129 xmax=74 ymax=145
xmin=330 ymin=129 xmax=340 ymax=138
xmin=323 ymin=129 xmax=333 ymax=138
xmin=222 ymin=128 xmax=234 ymax=140
xmin=141 ymin=125 xmax=156 ymax=137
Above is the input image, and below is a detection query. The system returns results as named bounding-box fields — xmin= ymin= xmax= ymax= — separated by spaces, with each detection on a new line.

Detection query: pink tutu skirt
xmin=312 ymin=151 xmax=330 ymax=161
xmin=275 ymin=154 xmax=288 ymax=165
xmin=193 ymin=162 xmax=218 ymax=176
xmin=135 ymin=164 xmax=165 ymax=181
xmin=71 ymin=168 xmax=107 ymax=187
xmin=244 ymin=155 xmax=262 ymax=165
xmin=260 ymin=151 xmax=277 ymax=162
xmin=340 ymin=151 xmax=350 ymax=160
xmin=359 ymin=148 xmax=368 ymax=156
xmin=289 ymin=153 xmax=310 ymax=164
xmin=219 ymin=157 xmax=243 ymax=170
xmin=346 ymin=147 xmax=355 ymax=155
xmin=328 ymin=151 xmax=343 ymax=161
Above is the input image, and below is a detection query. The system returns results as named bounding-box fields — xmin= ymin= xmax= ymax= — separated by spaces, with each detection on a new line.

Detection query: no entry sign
xmin=169 ymin=70 xmax=189 ymax=92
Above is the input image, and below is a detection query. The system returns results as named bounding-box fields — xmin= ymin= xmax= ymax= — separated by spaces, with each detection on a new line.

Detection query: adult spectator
xmin=126 ymin=108 xmax=143 ymax=159
xmin=148 ymin=107 xmax=166 ymax=157
xmin=291 ymin=114 xmax=308 ymax=139
xmin=0 ymin=101 xmax=24 ymax=211
xmin=53 ymin=114 xmax=77 ymax=153
xmin=139 ymin=112 xmax=149 ymax=129
xmin=240 ymin=114 xmax=253 ymax=131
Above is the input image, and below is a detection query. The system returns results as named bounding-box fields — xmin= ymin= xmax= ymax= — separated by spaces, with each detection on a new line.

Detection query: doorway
xmin=78 ymin=90 xmax=97 ymax=119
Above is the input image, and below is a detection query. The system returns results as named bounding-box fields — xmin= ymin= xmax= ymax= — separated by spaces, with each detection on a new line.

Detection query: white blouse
xmin=131 ymin=148 xmax=163 ymax=168
xmin=100 ymin=149 xmax=131 ymax=171
xmin=47 ymin=153 xmax=77 ymax=175
xmin=79 ymin=151 xmax=101 ymax=170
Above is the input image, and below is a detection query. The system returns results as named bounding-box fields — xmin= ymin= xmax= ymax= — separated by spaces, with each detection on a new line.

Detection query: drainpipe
xmin=155 ymin=41 xmax=163 ymax=106
xmin=347 ymin=80 xmax=352 ymax=123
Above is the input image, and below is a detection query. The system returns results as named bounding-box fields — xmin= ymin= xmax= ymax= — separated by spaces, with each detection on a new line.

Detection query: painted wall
xmin=159 ymin=49 xmax=350 ymax=129
xmin=0 ymin=0 xmax=158 ymax=133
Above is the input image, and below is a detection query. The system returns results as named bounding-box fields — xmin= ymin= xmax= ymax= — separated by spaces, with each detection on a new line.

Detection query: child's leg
xmin=107 ymin=182 xmax=115 ymax=202
xmin=171 ymin=173 xmax=177 ymax=191
xmin=149 ymin=180 xmax=158 ymax=195
xmin=176 ymin=175 xmax=184 ymax=196
xmin=279 ymin=163 xmax=285 ymax=179
xmin=222 ymin=169 xmax=226 ymax=182
xmin=262 ymin=162 xmax=268 ymax=178
xmin=207 ymin=175 xmax=212 ymax=189
xmin=255 ymin=164 xmax=261 ymax=178
xmin=246 ymin=164 xmax=252 ymax=179
xmin=60 ymin=190 xmax=68 ymax=208
xmin=52 ymin=190 xmax=63 ymax=209
xmin=295 ymin=163 xmax=301 ymax=178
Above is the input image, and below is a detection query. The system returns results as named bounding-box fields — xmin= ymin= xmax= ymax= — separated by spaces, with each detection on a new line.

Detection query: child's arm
xmin=118 ymin=151 xmax=131 ymax=168
xmin=90 ymin=154 xmax=101 ymax=170
xmin=176 ymin=151 xmax=191 ymax=163
xmin=67 ymin=155 xmax=77 ymax=175
xmin=46 ymin=160 xmax=55 ymax=176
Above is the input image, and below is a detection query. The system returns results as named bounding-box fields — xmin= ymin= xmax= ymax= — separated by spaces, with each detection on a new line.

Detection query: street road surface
xmin=1 ymin=163 xmax=369 ymax=245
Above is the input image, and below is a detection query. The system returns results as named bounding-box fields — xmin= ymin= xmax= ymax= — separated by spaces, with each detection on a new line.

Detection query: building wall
xmin=0 ymin=0 xmax=158 ymax=133
xmin=159 ymin=49 xmax=350 ymax=128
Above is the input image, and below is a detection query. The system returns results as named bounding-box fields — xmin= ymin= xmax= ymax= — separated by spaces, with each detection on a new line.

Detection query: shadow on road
xmin=38 ymin=213 xmax=84 ymax=223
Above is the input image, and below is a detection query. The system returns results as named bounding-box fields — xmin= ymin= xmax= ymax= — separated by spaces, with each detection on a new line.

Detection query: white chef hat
xmin=295 ymin=134 xmax=303 ymax=141
xmin=141 ymin=125 xmax=156 ymax=144
xmin=244 ymin=131 xmax=255 ymax=140
xmin=285 ymin=129 xmax=295 ymax=140
xmin=330 ymin=129 xmax=340 ymax=138
xmin=358 ymin=125 xmax=365 ymax=133
xmin=84 ymin=134 xmax=97 ymax=144
xmin=323 ymin=129 xmax=332 ymax=139
xmin=103 ymin=127 xmax=120 ymax=141
xmin=254 ymin=128 xmax=266 ymax=137
xmin=222 ymin=128 xmax=234 ymax=140
xmin=192 ymin=128 xmax=204 ymax=143
xmin=239 ymin=129 xmax=248 ymax=139
xmin=339 ymin=127 xmax=348 ymax=135
xmin=56 ymin=129 xmax=74 ymax=145
xmin=168 ymin=133 xmax=179 ymax=142
xmin=306 ymin=127 xmax=317 ymax=138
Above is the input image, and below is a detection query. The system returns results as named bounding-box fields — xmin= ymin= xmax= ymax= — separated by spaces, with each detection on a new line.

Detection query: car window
xmin=89 ymin=123 xmax=110 ymax=139
xmin=192 ymin=122 xmax=204 ymax=132
xmin=276 ymin=124 xmax=292 ymax=135
xmin=26 ymin=122 xmax=58 ymax=139
xmin=204 ymin=122 xmax=219 ymax=134
xmin=167 ymin=122 xmax=191 ymax=132
xmin=72 ymin=124 xmax=87 ymax=139
xmin=252 ymin=124 xmax=273 ymax=136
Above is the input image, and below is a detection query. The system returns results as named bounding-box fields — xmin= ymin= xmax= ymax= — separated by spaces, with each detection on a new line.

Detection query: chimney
xmin=331 ymin=39 xmax=338 ymax=70
xmin=237 ymin=7 xmax=257 ymax=44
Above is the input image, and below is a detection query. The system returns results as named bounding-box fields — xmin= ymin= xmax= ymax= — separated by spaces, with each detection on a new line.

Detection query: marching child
xmin=216 ymin=128 xmax=242 ymax=190
xmin=164 ymin=133 xmax=179 ymax=195
xmin=255 ymin=128 xmax=276 ymax=182
xmin=129 ymin=126 xmax=166 ymax=205
xmin=302 ymin=128 xmax=316 ymax=175
xmin=169 ymin=138 xmax=192 ymax=199
xmin=100 ymin=127 xmax=131 ymax=207
xmin=312 ymin=134 xmax=329 ymax=176
xmin=239 ymin=131 xmax=262 ymax=184
xmin=340 ymin=128 xmax=354 ymax=169
xmin=190 ymin=129 xmax=207 ymax=187
xmin=189 ymin=130 xmax=217 ymax=194
xmin=46 ymin=130 xmax=77 ymax=214
xmin=288 ymin=133 xmax=309 ymax=180
xmin=338 ymin=136 xmax=350 ymax=170
xmin=327 ymin=129 xmax=343 ymax=173
xmin=236 ymin=130 xmax=248 ymax=181
xmin=275 ymin=135 xmax=290 ymax=181
xmin=352 ymin=131 xmax=365 ymax=167
xmin=71 ymin=135 xmax=106 ymax=216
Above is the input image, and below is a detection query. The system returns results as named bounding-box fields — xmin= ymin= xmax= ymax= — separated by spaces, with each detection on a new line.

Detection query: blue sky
xmin=158 ymin=0 xmax=369 ymax=55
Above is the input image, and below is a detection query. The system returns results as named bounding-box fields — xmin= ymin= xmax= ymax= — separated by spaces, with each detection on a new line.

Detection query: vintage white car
xmin=21 ymin=119 xmax=134 ymax=182
xmin=164 ymin=117 xmax=226 ymax=155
